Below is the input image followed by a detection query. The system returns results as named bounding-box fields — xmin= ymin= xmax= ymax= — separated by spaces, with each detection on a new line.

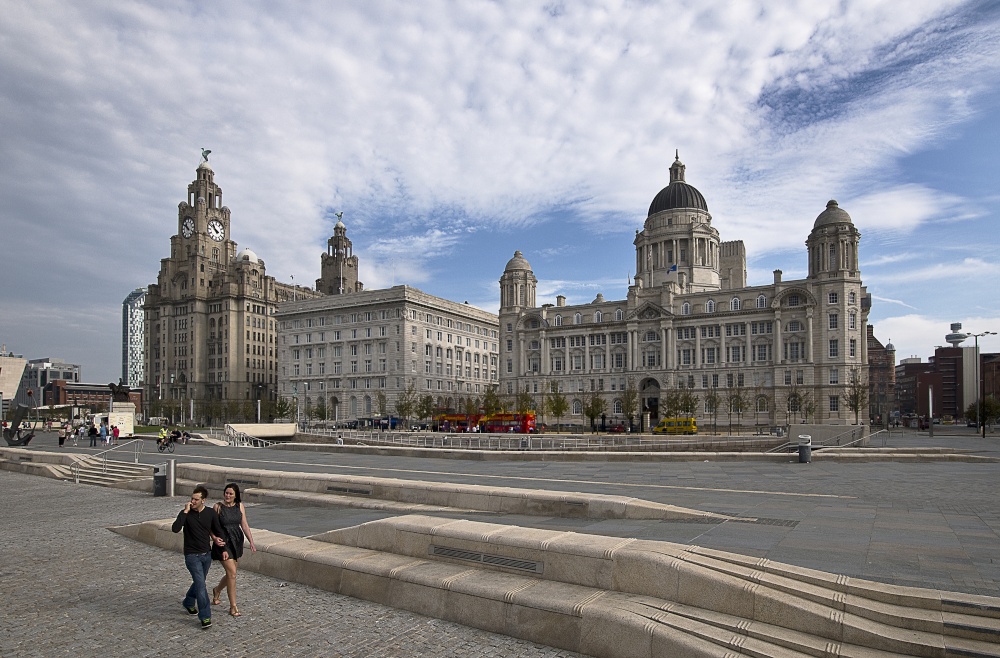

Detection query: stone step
xmin=114 ymin=515 xmax=1000 ymax=658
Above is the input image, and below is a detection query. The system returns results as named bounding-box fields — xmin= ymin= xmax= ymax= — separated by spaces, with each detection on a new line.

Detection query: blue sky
xmin=1 ymin=0 xmax=999 ymax=383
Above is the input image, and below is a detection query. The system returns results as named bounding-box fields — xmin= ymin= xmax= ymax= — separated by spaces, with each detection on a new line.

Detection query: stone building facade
xmin=499 ymin=153 xmax=870 ymax=429
xmin=142 ymin=158 xmax=321 ymax=412
xmin=866 ymin=326 xmax=895 ymax=425
xmin=276 ymin=285 xmax=499 ymax=422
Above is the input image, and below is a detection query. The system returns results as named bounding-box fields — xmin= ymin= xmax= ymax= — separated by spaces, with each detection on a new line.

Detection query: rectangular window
xmin=829 ymin=368 xmax=839 ymax=385
xmin=850 ymin=338 xmax=857 ymax=357
xmin=828 ymin=292 xmax=839 ymax=304
xmin=829 ymin=314 xmax=838 ymax=330
xmin=829 ymin=339 xmax=839 ymax=357
xmin=829 ymin=396 xmax=839 ymax=412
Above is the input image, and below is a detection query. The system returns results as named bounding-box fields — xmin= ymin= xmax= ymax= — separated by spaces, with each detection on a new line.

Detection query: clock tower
xmin=143 ymin=153 xmax=321 ymax=422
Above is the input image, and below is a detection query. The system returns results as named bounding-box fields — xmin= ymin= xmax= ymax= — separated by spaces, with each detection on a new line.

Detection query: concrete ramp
xmin=113 ymin=514 xmax=1000 ymax=658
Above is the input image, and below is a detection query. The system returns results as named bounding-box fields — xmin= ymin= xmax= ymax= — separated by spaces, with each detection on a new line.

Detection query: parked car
xmin=607 ymin=423 xmax=626 ymax=433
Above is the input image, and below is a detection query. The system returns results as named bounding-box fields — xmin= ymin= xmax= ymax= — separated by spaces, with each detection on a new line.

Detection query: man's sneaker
xmin=201 ymin=618 xmax=212 ymax=629
xmin=185 ymin=605 xmax=198 ymax=615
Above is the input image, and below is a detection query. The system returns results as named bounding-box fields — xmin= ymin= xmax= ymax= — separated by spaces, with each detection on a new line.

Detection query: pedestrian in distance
xmin=57 ymin=423 xmax=66 ymax=447
xmin=88 ymin=423 xmax=98 ymax=447
xmin=99 ymin=421 xmax=108 ymax=445
xmin=112 ymin=424 xmax=120 ymax=444
xmin=210 ymin=482 xmax=256 ymax=617
xmin=171 ymin=485 xmax=227 ymax=630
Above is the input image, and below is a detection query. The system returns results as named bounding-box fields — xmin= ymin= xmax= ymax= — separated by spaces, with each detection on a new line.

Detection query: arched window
xmin=594 ymin=311 xmax=602 ymax=322
xmin=681 ymin=302 xmax=691 ymax=315
xmin=554 ymin=315 xmax=562 ymax=326
xmin=756 ymin=396 xmax=769 ymax=413
xmin=706 ymin=300 xmax=716 ymax=313
xmin=572 ymin=400 xmax=583 ymax=415
xmin=364 ymin=395 xmax=372 ymax=414
xmin=613 ymin=399 xmax=623 ymax=414
xmin=350 ymin=397 xmax=358 ymax=416
xmin=730 ymin=297 xmax=741 ymax=311
xmin=574 ymin=313 xmax=582 ymax=324
xmin=615 ymin=308 xmax=624 ymax=321
xmin=757 ymin=294 xmax=767 ymax=309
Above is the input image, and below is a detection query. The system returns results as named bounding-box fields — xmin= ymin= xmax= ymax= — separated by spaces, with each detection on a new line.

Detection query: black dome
xmin=647 ymin=151 xmax=708 ymax=216
xmin=647 ymin=181 xmax=708 ymax=216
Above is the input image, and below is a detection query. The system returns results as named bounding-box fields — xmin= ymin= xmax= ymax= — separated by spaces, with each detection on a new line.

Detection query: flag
xmin=667 ymin=264 xmax=678 ymax=273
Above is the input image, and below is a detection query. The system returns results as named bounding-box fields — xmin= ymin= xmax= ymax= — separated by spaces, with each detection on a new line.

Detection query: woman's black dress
xmin=212 ymin=503 xmax=245 ymax=561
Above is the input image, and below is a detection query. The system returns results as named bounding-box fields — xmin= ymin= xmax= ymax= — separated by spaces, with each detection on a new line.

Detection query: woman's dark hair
xmin=224 ymin=482 xmax=242 ymax=504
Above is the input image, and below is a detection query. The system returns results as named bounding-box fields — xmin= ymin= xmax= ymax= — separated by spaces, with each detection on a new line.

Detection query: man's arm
xmin=171 ymin=501 xmax=192 ymax=533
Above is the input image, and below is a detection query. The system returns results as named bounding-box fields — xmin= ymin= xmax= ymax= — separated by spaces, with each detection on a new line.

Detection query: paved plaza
xmin=3 ymin=427 xmax=999 ymax=655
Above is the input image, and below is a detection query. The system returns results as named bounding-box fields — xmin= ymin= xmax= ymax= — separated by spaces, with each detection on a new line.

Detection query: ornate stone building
xmin=499 ymin=153 xmax=870 ymax=428
xmin=143 ymin=157 xmax=321 ymax=412
xmin=316 ymin=214 xmax=364 ymax=295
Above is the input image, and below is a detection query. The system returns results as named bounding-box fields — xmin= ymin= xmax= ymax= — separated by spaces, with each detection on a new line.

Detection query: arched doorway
xmin=639 ymin=378 xmax=660 ymax=431
xmin=329 ymin=396 xmax=340 ymax=422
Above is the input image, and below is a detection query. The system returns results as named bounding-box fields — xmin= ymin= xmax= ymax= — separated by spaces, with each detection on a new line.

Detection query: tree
xmin=273 ymin=396 xmax=292 ymax=421
xmin=662 ymin=387 xmax=683 ymax=419
xmin=966 ymin=396 xmax=1000 ymax=428
xmin=583 ymin=391 xmax=607 ymax=433
xmin=312 ymin=397 xmax=327 ymax=421
xmin=462 ymin=395 xmax=481 ymax=428
xmin=394 ymin=383 xmax=418 ymax=428
xmin=375 ymin=391 xmax=388 ymax=421
xmin=544 ymin=381 xmax=569 ymax=433
xmin=514 ymin=387 xmax=535 ymax=417
xmin=703 ymin=386 xmax=722 ymax=433
xmin=726 ymin=385 xmax=751 ymax=435
xmin=416 ymin=394 xmax=436 ymax=426
xmin=481 ymin=385 xmax=502 ymax=418
xmin=678 ymin=386 xmax=699 ymax=417
xmin=620 ymin=378 xmax=639 ymax=431
xmin=842 ymin=367 xmax=869 ymax=425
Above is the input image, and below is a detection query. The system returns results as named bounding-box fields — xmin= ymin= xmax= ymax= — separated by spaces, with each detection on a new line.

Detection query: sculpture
xmin=109 ymin=378 xmax=131 ymax=402
xmin=201 ymin=148 xmax=211 ymax=162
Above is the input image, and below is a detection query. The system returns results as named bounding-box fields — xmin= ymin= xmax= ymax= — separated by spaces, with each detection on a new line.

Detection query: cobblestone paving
xmin=0 ymin=470 xmax=583 ymax=658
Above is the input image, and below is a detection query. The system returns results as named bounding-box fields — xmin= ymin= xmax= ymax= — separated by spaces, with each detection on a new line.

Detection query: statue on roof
xmin=201 ymin=148 xmax=211 ymax=162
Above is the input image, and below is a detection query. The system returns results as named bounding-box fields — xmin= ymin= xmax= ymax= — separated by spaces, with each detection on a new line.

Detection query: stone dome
xmin=504 ymin=250 xmax=532 ymax=272
xmin=813 ymin=200 xmax=853 ymax=229
xmin=647 ymin=152 xmax=708 ymax=216
xmin=237 ymin=248 xmax=260 ymax=264
xmin=648 ymin=181 xmax=708 ymax=215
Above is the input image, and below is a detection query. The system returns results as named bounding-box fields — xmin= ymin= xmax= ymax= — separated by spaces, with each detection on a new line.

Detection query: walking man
xmin=171 ymin=485 xmax=226 ymax=629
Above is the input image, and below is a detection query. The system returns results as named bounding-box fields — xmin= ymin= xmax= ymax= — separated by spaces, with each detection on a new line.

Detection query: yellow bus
xmin=652 ymin=417 xmax=697 ymax=435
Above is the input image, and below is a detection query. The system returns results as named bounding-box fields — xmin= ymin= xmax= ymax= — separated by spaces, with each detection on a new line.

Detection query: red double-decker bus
xmin=434 ymin=413 xmax=482 ymax=432
xmin=483 ymin=412 xmax=535 ymax=433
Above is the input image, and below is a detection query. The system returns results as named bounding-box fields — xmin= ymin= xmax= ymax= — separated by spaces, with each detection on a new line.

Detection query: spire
xmin=669 ymin=149 xmax=686 ymax=184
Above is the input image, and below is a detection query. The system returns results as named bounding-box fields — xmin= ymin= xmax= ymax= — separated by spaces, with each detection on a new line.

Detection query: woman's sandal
xmin=229 ymin=607 xmax=241 ymax=617
xmin=211 ymin=586 xmax=222 ymax=606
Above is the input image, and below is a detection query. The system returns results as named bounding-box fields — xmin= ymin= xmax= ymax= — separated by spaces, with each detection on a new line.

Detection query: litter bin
xmin=153 ymin=464 xmax=167 ymax=497
xmin=797 ymin=435 xmax=812 ymax=463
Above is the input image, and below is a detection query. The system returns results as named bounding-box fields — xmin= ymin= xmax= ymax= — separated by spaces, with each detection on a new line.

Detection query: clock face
xmin=207 ymin=219 xmax=225 ymax=242
xmin=181 ymin=217 xmax=195 ymax=238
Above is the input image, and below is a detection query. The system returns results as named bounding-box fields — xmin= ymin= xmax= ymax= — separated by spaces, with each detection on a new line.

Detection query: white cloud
xmin=2 ymin=1 xmax=999 ymax=379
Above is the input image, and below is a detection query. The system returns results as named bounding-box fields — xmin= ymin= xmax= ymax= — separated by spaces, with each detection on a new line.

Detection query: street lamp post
xmin=967 ymin=331 xmax=997 ymax=439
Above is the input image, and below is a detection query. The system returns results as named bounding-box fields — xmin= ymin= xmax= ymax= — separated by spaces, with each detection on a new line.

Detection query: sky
xmin=2 ymin=0 xmax=999 ymax=384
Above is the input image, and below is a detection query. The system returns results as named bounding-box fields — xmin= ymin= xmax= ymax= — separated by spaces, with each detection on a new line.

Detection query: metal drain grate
xmin=430 ymin=545 xmax=544 ymax=574
xmin=326 ymin=486 xmax=372 ymax=496
xmin=733 ymin=517 xmax=799 ymax=527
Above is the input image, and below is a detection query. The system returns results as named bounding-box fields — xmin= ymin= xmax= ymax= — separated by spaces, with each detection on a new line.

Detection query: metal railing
xmin=766 ymin=426 xmax=871 ymax=453
xmin=70 ymin=438 xmax=145 ymax=484
xmin=224 ymin=425 xmax=274 ymax=448
xmin=299 ymin=428 xmax=784 ymax=452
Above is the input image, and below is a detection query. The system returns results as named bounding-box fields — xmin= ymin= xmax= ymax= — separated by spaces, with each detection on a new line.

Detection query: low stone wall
xmin=114 ymin=513 xmax=1000 ymax=658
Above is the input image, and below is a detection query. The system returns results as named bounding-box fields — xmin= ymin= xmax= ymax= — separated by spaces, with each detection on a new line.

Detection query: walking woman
xmin=210 ymin=483 xmax=256 ymax=616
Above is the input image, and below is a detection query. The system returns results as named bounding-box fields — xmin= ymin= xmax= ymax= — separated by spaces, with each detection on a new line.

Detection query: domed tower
xmin=635 ymin=151 xmax=725 ymax=292
xmin=499 ymin=250 xmax=537 ymax=311
xmin=317 ymin=214 xmax=363 ymax=295
xmin=806 ymin=200 xmax=861 ymax=279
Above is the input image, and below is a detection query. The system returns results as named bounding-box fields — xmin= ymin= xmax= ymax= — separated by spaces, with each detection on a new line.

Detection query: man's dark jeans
xmin=183 ymin=552 xmax=213 ymax=621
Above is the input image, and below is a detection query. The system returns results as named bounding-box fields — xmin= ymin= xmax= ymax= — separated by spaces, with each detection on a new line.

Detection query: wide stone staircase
xmin=116 ymin=514 xmax=1000 ymax=658
xmin=52 ymin=456 xmax=153 ymax=487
